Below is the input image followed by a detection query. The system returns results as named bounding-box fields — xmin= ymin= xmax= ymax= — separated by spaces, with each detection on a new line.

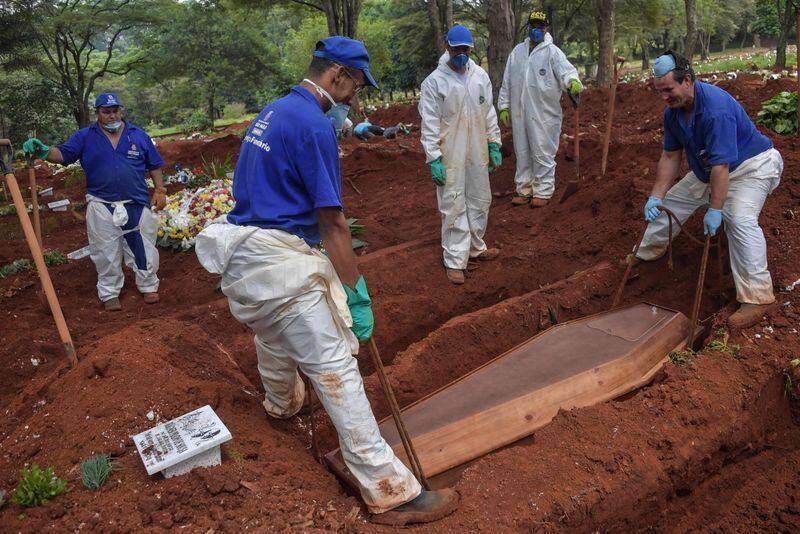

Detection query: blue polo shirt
xmin=57 ymin=122 xmax=164 ymax=206
xmin=226 ymin=86 xmax=342 ymax=246
xmin=663 ymin=81 xmax=772 ymax=183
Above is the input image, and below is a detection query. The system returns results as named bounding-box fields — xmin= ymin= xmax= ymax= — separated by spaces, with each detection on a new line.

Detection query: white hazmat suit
xmin=497 ymin=33 xmax=579 ymax=200
xmin=637 ymin=148 xmax=783 ymax=305
xmin=418 ymin=53 xmax=501 ymax=270
xmin=195 ymin=220 xmax=421 ymax=513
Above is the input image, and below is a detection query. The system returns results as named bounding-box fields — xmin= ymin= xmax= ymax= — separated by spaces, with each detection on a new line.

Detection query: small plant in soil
xmin=706 ymin=329 xmax=739 ymax=356
xmin=784 ymin=359 xmax=800 ymax=399
xmin=757 ymin=91 xmax=798 ymax=135
xmin=669 ymin=348 xmax=696 ymax=366
xmin=12 ymin=464 xmax=67 ymax=507
xmin=0 ymin=258 xmax=33 ymax=278
xmin=43 ymin=249 xmax=69 ymax=267
xmin=81 ymin=454 xmax=117 ymax=491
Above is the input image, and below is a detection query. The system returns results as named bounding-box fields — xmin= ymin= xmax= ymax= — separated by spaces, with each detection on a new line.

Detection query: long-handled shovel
xmin=26 ymin=156 xmax=42 ymax=247
xmin=0 ymin=139 xmax=77 ymax=367
xmin=559 ymin=92 xmax=581 ymax=203
xmin=600 ymin=56 xmax=626 ymax=178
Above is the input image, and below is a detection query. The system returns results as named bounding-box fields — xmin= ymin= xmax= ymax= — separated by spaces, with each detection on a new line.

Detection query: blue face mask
xmin=102 ymin=120 xmax=122 ymax=133
xmin=450 ymin=53 xmax=469 ymax=70
xmin=529 ymin=28 xmax=544 ymax=43
xmin=327 ymin=104 xmax=351 ymax=135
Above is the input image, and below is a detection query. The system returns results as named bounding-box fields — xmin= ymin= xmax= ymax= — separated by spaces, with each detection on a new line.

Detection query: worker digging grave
xmin=2 ymin=3 xmax=800 ymax=531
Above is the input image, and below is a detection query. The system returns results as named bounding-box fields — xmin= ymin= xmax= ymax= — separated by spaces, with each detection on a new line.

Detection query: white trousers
xmin=514 ymin=114 xmax=561 ymax=200
xmin=86 ymin=201 xmax=160 ymax=302
xmin=637 ymin=149 xmax=782 ymax=305
xmin=437 ymin=166 xmax=490 ymax=270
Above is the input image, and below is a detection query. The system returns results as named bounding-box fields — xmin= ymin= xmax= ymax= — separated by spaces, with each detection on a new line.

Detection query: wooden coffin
xmin=325 ymin=302 xmax=689 ymax=482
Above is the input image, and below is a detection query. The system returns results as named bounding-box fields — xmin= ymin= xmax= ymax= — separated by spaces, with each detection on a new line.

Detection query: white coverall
xmin=195 ymin=221 xmax=421 ymax=513
xmin=85 ymin=194 xmax=160 ymax=302
xmin=497 ymin=33 xmax=579 ymax=200
xmin=418 ymin=53 xmax=501 ymax=270
xmin=637 ymin=148 xmax=783 ymax=304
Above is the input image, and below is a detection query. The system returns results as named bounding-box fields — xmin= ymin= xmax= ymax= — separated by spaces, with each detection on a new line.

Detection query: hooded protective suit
xmin=497 ymin=33 xmax=579 ymax=200
xmin=418 ymin=52 xmax=501 ymax=269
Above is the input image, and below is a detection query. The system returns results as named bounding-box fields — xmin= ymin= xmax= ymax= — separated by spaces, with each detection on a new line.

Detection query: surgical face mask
xmin=303 ymin=78 xmax=350 ymax=133
xmin=450 ymin=53 xmax=469 ymax=71
xmin=102 ymin=120 xmax=122 ymax=133
xmin=529 ymin=28 xmax=544 ymax=43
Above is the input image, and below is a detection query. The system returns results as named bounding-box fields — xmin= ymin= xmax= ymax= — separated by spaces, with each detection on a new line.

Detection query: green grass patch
xmin=0 ymin=258 xmax=33 ymax=278
xmin=149 ymin=113 xmax=257 ymax=138
xmin=706 ymin=328 xmax=740 ymax=356
xmin=81 ymin=454 xmax=117 ymax=491
xmin=669 ymin=348 xmax=696 ymax=366
xmin=12 ymin=464 xmax=67 ymax=507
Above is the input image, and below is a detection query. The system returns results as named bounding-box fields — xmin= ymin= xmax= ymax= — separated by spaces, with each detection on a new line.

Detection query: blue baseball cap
xmin=314 ymin=36 xmax=379 ymax=90
xmin=653 ymin=54 xmax=677 ymax=78
xmin=447 ymin=24 xmax=474 ymax=47
xmin=94 ymin=92 xmax=121 ymax=108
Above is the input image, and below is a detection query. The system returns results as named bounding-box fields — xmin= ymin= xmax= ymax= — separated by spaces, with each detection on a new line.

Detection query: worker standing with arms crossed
xmin=497 ymin=11 xmax=583 ymax=208
xmin=630 ymin=51 xmax=783 ymax=329
xmin=419 ymin=24 xmax=503 ymax=285
xmin=22 ymin=93 xmax=166 ymax=311
xmin=194 ymin=37 xmax=458 ymax=525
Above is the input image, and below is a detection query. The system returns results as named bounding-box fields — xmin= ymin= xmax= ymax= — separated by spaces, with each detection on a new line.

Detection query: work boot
xmin=530 ymin=198 xmax=549 ymax=208
xmin=446 ymin=268 xmax=465 ymax=285
xmin=728 ymin=302 xmax=777 ymax=329
xmin=142 ymin=292 xmax=160 ymax=304
xmin=511 ymin=195 xmax=531 ymax=206
xmin=473 ymin=247 xmax=500 ymax=261
xmin=103 ymin=297 xmax=122 ymax=312
xmin=371 ymin=488 xmax=460 ymax=526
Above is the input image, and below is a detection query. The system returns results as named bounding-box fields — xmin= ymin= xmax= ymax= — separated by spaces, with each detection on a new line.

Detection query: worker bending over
xmin=195 ymin=37 xmax=458 ymax=525
xmin=633 ymin=51 xmax=783 ymax=329
xmin=23 ymin=93 xmax=166 ymax=311
xmin=498 ymin=11 xmax=582 ymax=208
xmin=353 ymin=119 xmax=409 ymax=140
xmin=419 ymin=24 xmax=502 ymax=285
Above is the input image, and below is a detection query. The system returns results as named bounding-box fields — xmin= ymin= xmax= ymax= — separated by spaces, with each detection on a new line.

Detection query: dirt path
xmin=1 ymin=74 xmax=799 ymax=531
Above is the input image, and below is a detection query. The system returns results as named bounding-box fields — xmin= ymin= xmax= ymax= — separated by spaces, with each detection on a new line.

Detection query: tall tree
xmin=0 ymin=0 xmax=161 ymax=127
xmin=486 ymin=0 xmax=515 ymax=101
xmin=595 ymin=0 xmax=615 ymax=86
xmin=422 ymin=0 xmax=453 ymax=52
xmin=774 ymin=0 xmax=797 ymax=69
xmin=684 ymin=0 xmax=698 ymax=59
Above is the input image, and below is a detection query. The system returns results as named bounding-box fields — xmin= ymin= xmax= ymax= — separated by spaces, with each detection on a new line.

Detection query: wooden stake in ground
xmin=601 ymin=56 xmax=626 ymax=177
xmin=26 ymin=157 xmax=42 ymax=247
xmin=0 ymin=139 xmax=77 ymax=367
xmin=797 ymin=10 xmax=799 ymax=136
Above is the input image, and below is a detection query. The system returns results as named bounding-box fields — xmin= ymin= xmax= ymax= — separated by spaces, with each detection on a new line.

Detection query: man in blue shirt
xmin=632 ymin=52 xmax=783 ymax=329
xmin=23 ymin=93 xmax=166 ymax=311
xmin=195 ymin=37 xmax=458 ymax=525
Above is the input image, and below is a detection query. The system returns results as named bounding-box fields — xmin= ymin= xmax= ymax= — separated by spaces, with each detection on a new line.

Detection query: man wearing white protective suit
xmin=195 ymin=37 xmax=458 ymax=526
xmin=23 ymin=93 xmax=166 ymax=311
xmin=419 ymin=24 xmax=503 ymax=285
xmin=497 ymin=11 xmax=583 ymax=208
xmin=630 ymin=51 xmax=783 ymax=329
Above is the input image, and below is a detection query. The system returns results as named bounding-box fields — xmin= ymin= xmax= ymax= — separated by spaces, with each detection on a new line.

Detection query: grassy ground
xmin=149 ymin=113 xmax=257 ymax=138
xmin=620 ymin=46 xmax=798 ymax=77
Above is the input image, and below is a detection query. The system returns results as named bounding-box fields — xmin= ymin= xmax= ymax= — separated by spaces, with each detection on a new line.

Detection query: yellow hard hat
xmin=529 ymin=11 xmax=548 ymax=24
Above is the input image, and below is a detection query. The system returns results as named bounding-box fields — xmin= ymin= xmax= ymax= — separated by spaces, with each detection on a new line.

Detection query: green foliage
xmin=757 ymin=91 xmax=798 ymax=135
xmin=0 ymin=259 xmax=33 ymax=278
xmin=751 ymin=0 xmax=780 ymax=38
xmin=12 ymin=464 xmax=67 ymax=507
xmin=223 ymin=102 xmax=247 ymax=119
xmin=706 ymin=328 xmax=740 ymax=355
xmin=43 ymin=250 xmax=69 ymax=267
xmin=669 ymin=348 xmax=696 ymax=366
xmin=181 ymin=109 xmax=214 ymax=135
xmin=63 ymin=167 xmax=87 ymax=189
xmin=81 ymin=454 xmax=116 ymax=491
xmin=347 ymin=217 xmax=368 ymax=249
xmin=200 ymin=156 xmax=234 ymax=181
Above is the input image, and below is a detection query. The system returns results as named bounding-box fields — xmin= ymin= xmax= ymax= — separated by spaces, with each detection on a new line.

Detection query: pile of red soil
xmin=1 ymin=73 xmax=799 ymax=531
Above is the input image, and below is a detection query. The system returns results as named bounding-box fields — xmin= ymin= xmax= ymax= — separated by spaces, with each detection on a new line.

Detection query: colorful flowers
xmin=156 ymin=178 xmax=234 ymax=251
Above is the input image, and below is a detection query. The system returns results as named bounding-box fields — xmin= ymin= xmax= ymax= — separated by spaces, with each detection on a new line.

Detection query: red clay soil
xmin=1 ymin=74 xmax=799 ymax=531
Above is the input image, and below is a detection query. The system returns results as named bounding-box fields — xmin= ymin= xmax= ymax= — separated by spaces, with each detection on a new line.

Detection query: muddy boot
xmin=728 ymin=302 xmax=777 ymax=329
xmin=511 ymin=195 xmax=531 ymax=206
xmin=530 ymin=198 xmax=549 ymax=208
xmin=371 ymin=488 xmax=460 ymax=526
xmin=103 ymin=297 xmax=122 ymax=312
xmin=446 ymin=268 xmax=465 ymax=285
xmin=473 ymin=247 xmax=500 ymax=261
xmin=142 ymin=292 xmax=160 ymax=304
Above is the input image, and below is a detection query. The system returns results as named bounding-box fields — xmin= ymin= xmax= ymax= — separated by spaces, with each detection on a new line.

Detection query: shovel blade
xmin=559 ymin=179 xmax=579 ymax=204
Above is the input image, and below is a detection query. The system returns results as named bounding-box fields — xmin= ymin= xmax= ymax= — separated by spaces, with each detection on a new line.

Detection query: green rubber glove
xmin=488 ymin=142 xmax=502 ymax=173
xmin=22 ymin=138 xmax=50 ymax=160
xmin=568 ymin=79 xmax=583 ymax=97
xmin=499 ymin=108 xmax=510 ymax=126
xmin=343 ymin=275 xmax=374 ymax=341
xmin=430 ymin=158 xmax=446 ymax=186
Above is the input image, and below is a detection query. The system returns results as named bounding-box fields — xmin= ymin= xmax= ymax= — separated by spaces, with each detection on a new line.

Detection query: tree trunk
xmin=487 ymin=0 xmax=515 ymax=103
xmin=684 ymin=0 xmax=698 ymax=60
xmin=444 ymin=0 xmax=453 ymax=29
xmin=595 ymin=0 xmax=615 ymax=87
xmin=426 ymin=0 xmax=445 ymax=52
xmin=775 ymin=0 xmax=794 ymax=70
xmin=641 ymin=40 xmax=650 ymax=71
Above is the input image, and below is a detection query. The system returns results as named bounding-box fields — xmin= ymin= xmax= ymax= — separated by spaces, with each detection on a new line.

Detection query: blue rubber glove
xmin=430 ymin=158 xmax=446 ymax=186
xmin=343 ymin=275 xmax=374 ymax=341
xmin=644 ymin=196 xmax=663 ymax=222
xmin=22 ymin=138 xmax=49 ymax=160
xmin=488 ymin=142 xmax=502 ymax=173
xmin=703 ymin=207 xmax=723 ymax=236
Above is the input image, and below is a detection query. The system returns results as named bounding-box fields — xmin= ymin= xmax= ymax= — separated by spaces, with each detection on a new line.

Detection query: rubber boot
xmin=371 ymin=488 xmax=460 ymax=526
xmin=728 ymin=302 xmax=777 ymax=329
